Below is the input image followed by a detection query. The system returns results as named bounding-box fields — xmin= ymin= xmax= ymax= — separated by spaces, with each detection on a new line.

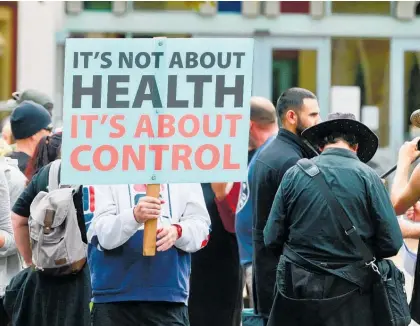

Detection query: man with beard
xmin=251 ymin=87 xmax=321 ymax=323
xmin=189 ymin=97 xmax=278 ymax=326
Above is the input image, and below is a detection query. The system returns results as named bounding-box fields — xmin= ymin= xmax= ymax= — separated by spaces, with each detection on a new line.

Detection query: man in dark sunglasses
xmin=5 ymin=101 xmax=52 ymax=173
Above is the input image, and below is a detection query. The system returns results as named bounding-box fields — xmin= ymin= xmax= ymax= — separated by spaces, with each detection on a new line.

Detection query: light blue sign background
xmin=61 ymin=38 xmax=254 ymax=185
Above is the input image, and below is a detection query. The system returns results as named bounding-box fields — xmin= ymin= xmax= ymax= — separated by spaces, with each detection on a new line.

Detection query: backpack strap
xmin=48 ymin=159 xmax=61 ymax=192
xmin=296 ymin=158 xmax=379 ymax=274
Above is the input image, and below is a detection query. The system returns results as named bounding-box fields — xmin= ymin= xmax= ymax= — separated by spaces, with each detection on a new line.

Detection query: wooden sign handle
xmin=143 ymin=36 xmax=166 ymax=256
xmin=143 ymin=184 xmax=160 ymax=256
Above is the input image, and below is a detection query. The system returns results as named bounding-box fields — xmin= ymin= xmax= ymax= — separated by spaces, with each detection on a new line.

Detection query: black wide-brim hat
xmin=301 ymin=112 xmax=379 ymax=163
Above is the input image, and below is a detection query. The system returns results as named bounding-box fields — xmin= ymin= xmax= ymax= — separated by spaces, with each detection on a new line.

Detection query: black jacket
xmin=263 ymin=148 xmax=403 ymax=326
xmin=250 ymin=129 xmax=316 ymax=317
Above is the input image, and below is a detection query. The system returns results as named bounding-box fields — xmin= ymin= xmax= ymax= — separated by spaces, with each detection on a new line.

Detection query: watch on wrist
xmin=173 ymin=224 xmax=182 ymax=239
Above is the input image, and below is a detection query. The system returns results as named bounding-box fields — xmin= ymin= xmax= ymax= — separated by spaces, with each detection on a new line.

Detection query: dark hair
xmin=276 ymin=87 xmax=317 ymax=120
xmin=318 ymin=132 xmax=358 ymax=148
xmin=25 ymin=132 xmax=62 ymax=182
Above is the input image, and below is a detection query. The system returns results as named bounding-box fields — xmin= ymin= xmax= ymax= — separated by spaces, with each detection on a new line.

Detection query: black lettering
xmin=215 ymin=75 xmax=244 ymax=108
xmin=107 ymin=75 xmax=129 ymax=108
xmin=100 ymin=52 xmax=112 ymax=69
xmin=169 ymin=52 xmax=183 ymax=68
xmin=119 ymin=52 xmax=133 ymax=68
xmin=200 ymin=52 xmax=215 ymax=69
xmin=167 ymin=75 xmax=188 ymax=108
xmin=151 ymin=52 xmax=164 ymax=68
xmin=186 ymin=52 xmax=198 ymax=68
xmin=186 ymin=75 xmax=212 ymax=108
xmin=72 ymin=75 xmax=102 ymax=108
xmin=133 ymin=75 xmax=162 ymax=108
xmin=232 ymin=52 xmax=245 ymax=68
xmin=135 ymin=52 xmax=151 ymax=69
xmin=218 ymin=52 xmax=231 ymax=69
xmin=80 ymin=52 xmax=93 ymax=68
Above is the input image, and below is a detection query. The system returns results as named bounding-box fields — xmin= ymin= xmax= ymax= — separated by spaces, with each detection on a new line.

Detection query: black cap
xmin=10 ymin=100 xmax=52 ymax=140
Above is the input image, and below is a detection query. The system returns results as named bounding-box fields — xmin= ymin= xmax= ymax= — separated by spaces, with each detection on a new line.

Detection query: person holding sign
xmin=87 ymin=183 xmax=210 ymax=326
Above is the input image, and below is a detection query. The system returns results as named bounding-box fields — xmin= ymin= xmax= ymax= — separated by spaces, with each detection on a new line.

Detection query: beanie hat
xmin=10 ymin=101 xmax=52 ymax=140
xmin=12 ymin=89 xmax=53 ymax=112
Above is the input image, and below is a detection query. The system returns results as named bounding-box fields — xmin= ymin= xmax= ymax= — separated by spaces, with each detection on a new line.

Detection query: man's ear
xmin=285 ymin=110 xmax=297 ymax=126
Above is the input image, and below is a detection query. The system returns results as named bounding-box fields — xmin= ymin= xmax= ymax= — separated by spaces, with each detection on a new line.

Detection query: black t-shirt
xmin=6 ymin=151 xmax=30 ymax=173
xmin=12 ymin=162 xmax=87 ymax=243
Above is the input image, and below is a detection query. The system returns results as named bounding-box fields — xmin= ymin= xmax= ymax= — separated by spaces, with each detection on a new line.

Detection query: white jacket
xmin=87 ymin=183 xmax=211 ymax=253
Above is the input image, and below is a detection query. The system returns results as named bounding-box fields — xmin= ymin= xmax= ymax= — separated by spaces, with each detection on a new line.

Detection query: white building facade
xmin=12 ymin=1 xmax=420 ymax=166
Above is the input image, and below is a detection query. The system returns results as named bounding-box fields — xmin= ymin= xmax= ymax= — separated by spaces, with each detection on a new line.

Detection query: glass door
xmin=253 ymin=37 xmax=331 ymax=119
xmin=390 ymin=39 xmax=420 ymax=156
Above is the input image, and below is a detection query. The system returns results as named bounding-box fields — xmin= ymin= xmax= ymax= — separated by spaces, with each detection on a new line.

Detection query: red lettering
xmin=158 ymin=114 xmax=175 ymax=137
xmin=223 ymin=144 xmax=240 ymax=169
xmin=80 ymin=115 xmax=99 ymax=138
xmin=70 ymin=145 xmax=91 ymax=172
xmin=93 ymin=145 xmax=119 ymax=171
xmin=225 ymin=114 xmax=242 ymax=137
xmin=172 ymin=145 xmax=192 ymax=170
xmin=149 ymin=145 xmax=170 ymax=170
xmin=122 ymin=145 xmax=146 ymax=171
xmin=179 ymin=114 xmax=199 ymax=138
xmin=109 ymin=115 xmax=126 ymax=138
xmin=71 ymin=115 xmax=78 ymax=138
xmin=203 ymin=114 xmax=222 ymax=137
xmin=134 ymin=115 xmax=154 ymax=137
xmin=195 ymin=144 xmax=219 ymax=170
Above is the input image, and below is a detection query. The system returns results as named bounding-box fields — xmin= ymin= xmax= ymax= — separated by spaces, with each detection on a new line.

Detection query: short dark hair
xmin=276 ymin=87 xmax=317 ymax=120
xmin=318 ymin=132 xmax=358 ymax=148
xmin=250 ymin=102 xmax=277 ymax=125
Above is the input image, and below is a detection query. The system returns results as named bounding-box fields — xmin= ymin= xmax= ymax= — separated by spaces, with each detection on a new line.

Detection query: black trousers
xmin=91 ymin=301 xmax=189 ymax=326
xmin=0 ymin=297 xmax=9 ymax=326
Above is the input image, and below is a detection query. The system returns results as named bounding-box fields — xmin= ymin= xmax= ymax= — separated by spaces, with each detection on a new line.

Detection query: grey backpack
xmin=28 ymin=159 xmax=87 ymax=276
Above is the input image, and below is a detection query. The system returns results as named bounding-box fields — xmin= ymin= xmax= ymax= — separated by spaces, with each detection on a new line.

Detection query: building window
xmin=217 ymin=1 xmax=241 ymax=13
xmin=132 ymin=34 xmax=191 ymax=38
xmin=133 ymin=1 xmax=193 ymax=11
xmin=404 ymin=52 xmax=420 ymax=140
xmin=84 ymin=1 xmax=112 ymax=11
xmin=416 ymin=3 xmax=420 ymax=15
xmin=271 ymin=49 xmax=316 ymax=105
xmin=68 ymin=33 xmax=126 ymax=38
xmin=331 ymin=1 xmax=391 ymax=15
xmin=331 ymin=38 xmax=390 ymax=147
xmin=280 ymin=1 xmax=310 ymax=14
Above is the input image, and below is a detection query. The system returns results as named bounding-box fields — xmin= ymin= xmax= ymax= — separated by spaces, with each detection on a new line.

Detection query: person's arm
xmin=370 ymin=174 xmax=404 ymax=259
xmin=263 ymin=183 xmax=287 ymax=252
xmin=391 ymin=137 xmax=420 ymax=215
xmin=0 ymin=169 xmax=16 ymax=257
xmin=398 ymin=218 xmax=420 ymax=239
xmin=211 ymin=182 xmax=237 ymax=233
xmin=11 ymin=176 xmax=39 ymax=266
xmin=173 ymin=184 xmax=211 ymax=253
xmin=87 ymin=185 xmax=160 ymax=251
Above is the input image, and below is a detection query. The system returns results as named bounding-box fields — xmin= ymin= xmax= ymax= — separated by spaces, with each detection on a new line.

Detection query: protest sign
xmin=61 ymin=38 xmax=254 ymax=185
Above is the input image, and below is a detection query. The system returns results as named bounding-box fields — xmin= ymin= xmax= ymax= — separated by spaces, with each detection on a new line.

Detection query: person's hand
xmin=133 ymin=196 xmax=163 ymax=224
xmin=156 ymin=226 xmax=179 ymax=252
xmin=211 ymin=182 xmax=234 ymax=200
xmin=398 ymin=137 xmax=420 ymax=164
xmin=406 ymin=202 xmax=420 ymax=222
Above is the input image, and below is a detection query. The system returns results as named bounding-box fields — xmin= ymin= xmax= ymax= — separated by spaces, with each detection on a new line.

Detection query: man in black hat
xmin=250 ymin=87 xmax=321 ymax=321
xmin=263 ymin=113 xmax=403 ymax=326
xmin=6 ymin=100 xmax=53 ymax=173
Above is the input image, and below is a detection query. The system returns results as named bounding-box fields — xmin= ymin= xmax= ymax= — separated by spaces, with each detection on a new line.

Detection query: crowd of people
xmin=0 ymin=87 xmax=419 ymax=326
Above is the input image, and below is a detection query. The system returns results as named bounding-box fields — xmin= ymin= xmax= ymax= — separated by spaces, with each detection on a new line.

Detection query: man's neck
xmin=323 ymin=142 xmax=354 ymax=152
xmin=15 ymin=141 xmax=34 ymax=157
xmin=254 ymin=128 xmax=278 ymax=149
